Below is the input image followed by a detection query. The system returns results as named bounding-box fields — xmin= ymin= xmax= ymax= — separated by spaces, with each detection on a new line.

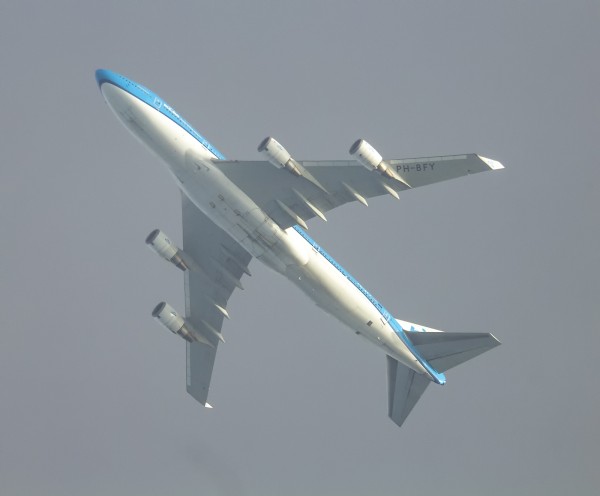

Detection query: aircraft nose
xmin=95 ymin=69 xmax=108 ymax=88
xmin=95 ymin=68 xmax=118 ymax=89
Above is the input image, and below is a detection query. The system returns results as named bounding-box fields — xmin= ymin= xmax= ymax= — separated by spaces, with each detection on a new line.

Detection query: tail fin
xmin=386 ymin=322 xmax=500 ymax=427
xmin=405 ymin=331 xmax=501 ymax=372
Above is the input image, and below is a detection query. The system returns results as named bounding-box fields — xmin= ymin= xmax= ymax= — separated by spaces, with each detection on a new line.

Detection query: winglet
xmin=478 ymin=155 xmax=505 ymax=170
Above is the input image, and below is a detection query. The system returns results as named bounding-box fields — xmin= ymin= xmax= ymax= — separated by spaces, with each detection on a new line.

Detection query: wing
xmin=181 ymin=195 xmax=252 ymax=406
xmin=214 ymin=154 xmax=503 ymax=229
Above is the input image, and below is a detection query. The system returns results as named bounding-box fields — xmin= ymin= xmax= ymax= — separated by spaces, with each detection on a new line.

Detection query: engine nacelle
xmin=258 ymin=137 xmax=302 ymax=176
xmin=152 ymin=301 xmax=209 ymax=344
xmin=145 ymin=229 xmax=188 ymax=271
xmin=349 ymin=139 xmax=394 ymax=178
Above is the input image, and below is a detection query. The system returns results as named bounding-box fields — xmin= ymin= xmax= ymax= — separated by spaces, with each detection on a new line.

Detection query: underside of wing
xmin=181 ymin=195 xmax=252 ymax=405
xmin=214 ymin=153 xmax=502 ymax=230
xmin=186 ymin=341 xmax=218 ymax=407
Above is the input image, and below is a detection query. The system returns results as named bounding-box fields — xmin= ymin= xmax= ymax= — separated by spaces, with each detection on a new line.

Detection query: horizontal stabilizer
xmin=387 ymin=356 xmax=431 ymax=427
xmin=406 ymin=331 xmax=501 ymax=372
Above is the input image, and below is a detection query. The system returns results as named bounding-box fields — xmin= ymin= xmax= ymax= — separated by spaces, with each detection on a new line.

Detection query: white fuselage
xmin=101 ymin=83 xmax=429 ymax=375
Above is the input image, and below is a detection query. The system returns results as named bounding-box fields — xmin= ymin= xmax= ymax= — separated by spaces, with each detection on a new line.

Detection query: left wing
xmin=213 ymin=153 xmax=502 ymax=230
xmin=181 ymin=195 xmax=252 ymax=405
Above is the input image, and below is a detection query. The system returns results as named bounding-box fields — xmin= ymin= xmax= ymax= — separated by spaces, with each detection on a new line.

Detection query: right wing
xmin=181 ymin=195 xmax=252 ymax=406
xmin=214 ymin=154 xmax=503 ymax=229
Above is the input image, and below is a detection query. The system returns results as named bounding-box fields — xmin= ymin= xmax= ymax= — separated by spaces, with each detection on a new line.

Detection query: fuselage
xmin=96 ymin=69 xmax=445 ymax=384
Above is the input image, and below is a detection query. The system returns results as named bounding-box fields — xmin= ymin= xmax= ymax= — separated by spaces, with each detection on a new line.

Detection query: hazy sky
xmin=1 ymin=2 xmax=598 ymax=495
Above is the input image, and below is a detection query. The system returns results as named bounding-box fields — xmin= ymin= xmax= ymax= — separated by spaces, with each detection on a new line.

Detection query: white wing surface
xmin=215 ymin=154 xmax=502 ymax=229
xmin=181 ymin=195 xmax=252 ymax=405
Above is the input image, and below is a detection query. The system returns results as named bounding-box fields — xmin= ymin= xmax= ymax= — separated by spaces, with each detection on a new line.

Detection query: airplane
xmin=95 ymin=69 xmax=502 ymax=428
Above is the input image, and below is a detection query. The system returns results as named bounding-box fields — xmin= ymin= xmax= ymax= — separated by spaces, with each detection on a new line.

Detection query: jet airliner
xmin=96 ymin=69 xmax=502 ymax=427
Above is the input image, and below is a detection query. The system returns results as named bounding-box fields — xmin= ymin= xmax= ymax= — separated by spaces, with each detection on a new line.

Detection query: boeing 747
xmin=96 ymin=69 xmax=502 ymax=427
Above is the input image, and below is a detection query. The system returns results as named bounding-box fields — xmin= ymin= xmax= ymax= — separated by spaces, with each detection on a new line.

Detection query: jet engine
xmin=145 ymin=229 xmax=188 ymax=271
xmin=258 ymin=137 xmax=302 ymax=176
xmin=152 ymin=302 xmax=211 ymax=345
xmin=349 ymin=139 xmax=394 ymax=178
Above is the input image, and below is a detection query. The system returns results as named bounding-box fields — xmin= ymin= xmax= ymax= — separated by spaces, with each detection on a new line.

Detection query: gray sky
xmin=1 ymin=1 xmax=598 ymax=495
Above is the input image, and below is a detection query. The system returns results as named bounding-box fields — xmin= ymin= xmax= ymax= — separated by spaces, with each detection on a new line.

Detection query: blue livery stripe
xmin=292 ymin=225 xmax=446 ymax=385
xmin=95 ymin=69 xmax=226 ymax=160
